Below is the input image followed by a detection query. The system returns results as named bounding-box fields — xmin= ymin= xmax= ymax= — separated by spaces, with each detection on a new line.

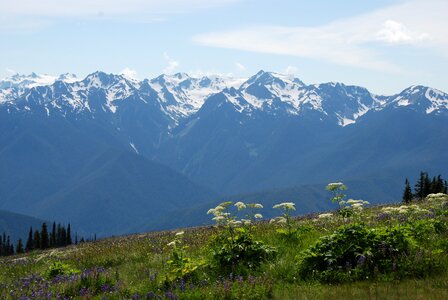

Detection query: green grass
xmin=1 ymin=199 xmax=448 ymax=299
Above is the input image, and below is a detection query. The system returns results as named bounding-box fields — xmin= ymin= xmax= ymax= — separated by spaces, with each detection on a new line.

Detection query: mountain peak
xmin=83 ymin=71 xmax=124 ymax=88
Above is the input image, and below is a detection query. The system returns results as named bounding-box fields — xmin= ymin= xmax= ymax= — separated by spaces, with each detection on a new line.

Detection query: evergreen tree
xmin=51 ymin=222 xmax=56 ymax=247
xmin=444 ymin=180 xmax=448 ymax=194
xmin=423 ymin=172 xmax=431 ymax=197
xmin=67 ymin=224 xmax=72 ymax=245
xmin=33 ymin=230 xmax=40 ymax=250
xmin=57 ymin=224 xmax=62 ymax=247
xmin=5 ymin=235 xmax=14 ymax=255
xmin=16 ymin=239 xmax=24 ymax=254
xmin=25 ymin=227 xmax=33 ymax=251
xmin=402 ymin=178 xmax=413 ymax=203
xmin=60 ymin=227 xmax=67 ymax=246
xmin=40 ymin=223 xmax=49 ymax=249
xmin=415 ymin=172 xmax=428 ymax=200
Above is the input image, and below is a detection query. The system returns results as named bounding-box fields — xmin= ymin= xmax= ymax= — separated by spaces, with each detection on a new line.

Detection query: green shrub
xmin=166 ymin=231 xmax=203 ymax=282
xmin=209 ymin=227 xmax=276 ymax=273
xmin=207 ymin=202 xmax=276 ymax=274
xmin=45 ymin=261 xmax=80 ymax=279
xmin=298 ymin=223 xmax=436 ymax=282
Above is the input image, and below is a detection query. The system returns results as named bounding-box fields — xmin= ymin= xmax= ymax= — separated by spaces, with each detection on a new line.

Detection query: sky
xmin=1 ymin=0 xmax=447 ymax=95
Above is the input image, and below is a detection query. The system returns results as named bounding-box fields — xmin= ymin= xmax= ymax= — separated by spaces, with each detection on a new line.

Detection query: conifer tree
xmin=415 ymin=171 xmax=428 ymax=200
xmin=25 ymin=227 xmax=33 ymax=252
xmin=16 ymin=239 xmax=24 ymax=254
xmin=57 ymin=224 xmax=62 ymax=247
xmin=67 ymin=224 xmax=72 ymax=245
xmin=33 ymin=230 xmax=40 ymax=250
xmin=402 ymin=178 xmax=413 ymax=203
xmin=61 ymin=227 xmax=67 ymax=246
xmin=40 ymin=223 xmax=49 ymax=249
xmin=51 ymin=222 xmax=56 ymax=247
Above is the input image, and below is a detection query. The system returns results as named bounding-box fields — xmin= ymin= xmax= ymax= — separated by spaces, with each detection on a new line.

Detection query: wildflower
xmin=234 ymin=202 xmax=246 ymax=210
xmin=175 ymin=231 xmax=184 ymax=236
xmin=351 ymin=203 xmax=364 ymax=210
xmin=318 ymin=213 xmax=333 ymax=219
xmin=326 ymin=182 xmax=347 ymax=191
xmin=212 ymin=215 xmax=225 ymax=221
xmin=271 ymin=216 xmax=287 ymax=224
xmin=254 ymin=213 xmax=263 ymax=219
xmin=215 ymin=205 xmax=225 ymax=212
xmin=254 ymin=203 xmax=263 ymax=209
xmin=273 ymin=202 xmax=296 ymax=210
xmin=167 ymin=241 xmax=176 ymax=247
xmin=241 ymin=218 xmax=251 ymax=225
xmin=230 ymin=220 xmax=242 ymax=226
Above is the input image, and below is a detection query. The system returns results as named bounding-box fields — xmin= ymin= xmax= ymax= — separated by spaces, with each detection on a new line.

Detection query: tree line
xmin=1 ymin=222 xmax=89 ymax=257
xmin=402 ymin=171 xmax=448 ymax=203
xmin=0 ymin=233 xmax=14 ymax=256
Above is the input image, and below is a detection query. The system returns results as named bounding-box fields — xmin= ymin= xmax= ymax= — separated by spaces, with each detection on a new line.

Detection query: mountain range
xmin=1 ymin=70 xmax=447 ymax=236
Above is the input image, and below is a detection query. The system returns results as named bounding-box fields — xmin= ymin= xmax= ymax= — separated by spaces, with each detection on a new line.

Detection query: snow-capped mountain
xmin=1 ymin=70 xmax=446 ymax=126
xmin=388 ymin=85 xmax=448 ymax=115
xmin=148 ymin=73 xmax=245 ymax=123
xmin=1 ymin=70 xmax=447 ymax=236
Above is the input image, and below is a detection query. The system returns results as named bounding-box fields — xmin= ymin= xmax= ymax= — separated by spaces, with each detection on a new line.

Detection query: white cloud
xmin=194 ymin=0 xmax=448 ymax=72
xmin=120 ymin=67 xmax=138 ymax=79
xmin=5 ymin=68 xmax=17 ymax=75
xmin=0 ymin=0 xmax=240 ymax=30
xmin=2 ymin=0 xmax=239 ymax=16
xmin=163 ymin=52 xmax=179 ymax=74
xmin=235 ymin=62 xmax=246 ymax=71
xmin=284 ymin=66 xmax=298 ymax=75
xmin=376 ymin=20 xmax=430 ymax=44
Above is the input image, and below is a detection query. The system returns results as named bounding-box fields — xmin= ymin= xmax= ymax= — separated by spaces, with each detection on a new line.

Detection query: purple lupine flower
xmin=237 ymin=275 xmax=243 ymax=283
xmin=179 ymin=278 xmax=185 ymax=292
xmin=357 ymin=255 xmax=367 ymax=266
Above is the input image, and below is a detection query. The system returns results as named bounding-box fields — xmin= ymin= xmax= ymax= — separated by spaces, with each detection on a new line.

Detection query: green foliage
xmin=45 ymin=261 xmax=80 ymax=279
xmin=2 ymin=185 xmax=448 ymax=299
xmin=271 ymin=202 xmax=300 ymax=240
xmin=299 ymin=223 xmax=437 ymax=282
xmin=166 ymin=232 xmax=203 ymax=282
xmin=326 ymin=182 xmax=347 ymax=204
xmin=209 ymin=227 xmax=276 ymax=273
xmin=207 ymin=201 xmax=275 ymax=273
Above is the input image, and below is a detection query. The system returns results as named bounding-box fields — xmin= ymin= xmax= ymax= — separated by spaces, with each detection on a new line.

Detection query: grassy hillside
xmin=1 ymin=191 xmax=447 ymax=299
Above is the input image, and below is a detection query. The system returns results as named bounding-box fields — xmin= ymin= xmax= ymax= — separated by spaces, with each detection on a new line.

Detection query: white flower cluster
xmin=207 ymin=202 xmax=233 ymax=225
xmin=326 ymin=182 xmax=347 ymax=191
xmin=167 ymin=231 xmax=185 ymax=247
xmin=382 ymin=206 xmax=409 ymax=214
xmin=345 ymin=199 xmax=370 ymax=211
xmin=234 ymin=201 xmax=246 ymax=210
xmin=207 ymin=201 xmax=263 ymax=227
xmin=381 ymin=204 xmax=428 ymax=215
xmin=273 ymin=202 xmax=296 ymax=211
xmin=318 ymin=213 xmax=333 ymax=219
xmin=426 ymin=193 xmax=448 ymax=203
xmin=270 ymin=216 xmax=287 ymax=224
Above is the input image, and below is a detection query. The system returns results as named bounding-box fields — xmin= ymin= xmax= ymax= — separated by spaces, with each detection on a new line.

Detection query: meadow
xmin=1 ymin=187 xmax=447 ymax=299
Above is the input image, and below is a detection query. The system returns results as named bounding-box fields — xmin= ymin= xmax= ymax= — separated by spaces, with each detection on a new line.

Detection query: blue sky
xmin=1 ymin=0 xmax=447 ymax=94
